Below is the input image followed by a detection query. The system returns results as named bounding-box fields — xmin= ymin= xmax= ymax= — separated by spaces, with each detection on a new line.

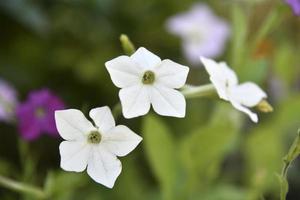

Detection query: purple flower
xmin=286 ymin=0 xmax=300 ymax=16
xmin=166 ymin=3 xmax=230 ymax=65
xmin=17 ymin=89 xmax=65 ymax=141
xmin=0 ymin=79 xmax=18 ymax=122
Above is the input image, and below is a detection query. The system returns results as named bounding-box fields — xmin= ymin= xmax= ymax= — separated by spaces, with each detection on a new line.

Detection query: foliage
xmin=0 ymin=0 xmax=300 ymax=199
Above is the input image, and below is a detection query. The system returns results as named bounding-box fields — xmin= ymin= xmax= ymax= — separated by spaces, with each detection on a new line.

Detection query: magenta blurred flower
xmin=17 ymin=89 xmax=65 ymax=141
xmin=286 ymin=0 xmax=300 ymax=16
xmin=166 ymin=3 xmax=230 ymax=65
xmin=0 ymin=79 xmax=18 ymax=122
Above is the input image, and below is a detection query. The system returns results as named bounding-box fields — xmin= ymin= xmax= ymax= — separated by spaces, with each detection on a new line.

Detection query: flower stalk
xmin=279 ymin=129 xmax=300 ymax=200
xmin=181 ymin=84 xmax=216 ymax=99
xmin=0 ymin=175 xmax=47 ymax=199
xmin=112 ymin=102 xmax=122 ymax=119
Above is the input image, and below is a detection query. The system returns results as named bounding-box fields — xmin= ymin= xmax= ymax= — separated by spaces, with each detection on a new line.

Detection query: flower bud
xmin=256 ymin=100 xmax=273 ymax=113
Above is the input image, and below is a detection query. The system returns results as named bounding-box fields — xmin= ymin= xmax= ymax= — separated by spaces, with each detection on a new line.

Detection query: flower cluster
xmin=0 ymin=3 xmax=270 ymax=190
xmin=1 ymin=44 xmax=270 ymax=189
xmin=54 ymin=47 xmax=189 ymax=188
xmin=53 ymin=45 xmax=270 ymax=188
xmin=105 ymin=47 xmax=269 ymax=123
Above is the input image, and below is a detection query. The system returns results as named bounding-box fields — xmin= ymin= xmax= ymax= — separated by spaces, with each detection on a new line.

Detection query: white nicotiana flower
xmin=55 ymin=106 xmax=142 ymax=188
xmin=105 ymin=47 xmax=189 ymax=119
xmin=166 ymin=3 xmax=230 ymax=65
xmin=200 ymin=57 xmax=267 ymax=123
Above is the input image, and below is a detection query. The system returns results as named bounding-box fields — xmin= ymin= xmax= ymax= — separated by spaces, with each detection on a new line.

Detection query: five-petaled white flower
xmin=200 ymin=57 xmax=267 ymax=123
xmin=55 ymin=106 xmax=142 ymax=188
xmin=105 ymin=47 xmax=189 ymax=119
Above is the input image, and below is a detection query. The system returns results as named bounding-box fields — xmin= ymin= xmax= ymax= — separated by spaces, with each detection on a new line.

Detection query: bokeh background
xmin=0 ymin=0 xmax=300 ymax=199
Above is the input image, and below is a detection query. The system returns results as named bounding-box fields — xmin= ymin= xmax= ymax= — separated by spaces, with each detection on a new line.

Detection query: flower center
xmin=87 ymin=131 xmax=102 ymax=144
xmin=142 ymin=70 xmax=155 ymax=85
xmin=35 ymin=107 xmax=46 ymax=118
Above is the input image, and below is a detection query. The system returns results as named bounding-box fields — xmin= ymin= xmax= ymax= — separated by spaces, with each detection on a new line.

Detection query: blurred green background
xmin=0 ymin=0 xmax=300 ymax=199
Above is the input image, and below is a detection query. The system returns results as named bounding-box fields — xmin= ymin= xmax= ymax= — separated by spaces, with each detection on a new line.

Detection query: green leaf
xmin=44 ymin=171 xmax=89 ymax=200
xmin=244 ymin=95 xmax=300 ymax=197
xmin=142 ymin=115 xmax=178 ymax=200
xmin=239 ymin=58 xmax=269 ymax=84
xmin=230 ymin=4 xmax=248 ymax=68
xmin=272 ymin=95 xmax=300 ymax=131
xmin=274 ymin=44 xmax=298 ymax=87
xmin=192 ymin=184 xmax=250 ymax=200
xmin=113 ymin=157 xmax=152 ymax=200
xmin=180 ymin=104 xmax=240 ymax=192
xmin=244 ymin=127 xmax=283 ymax=196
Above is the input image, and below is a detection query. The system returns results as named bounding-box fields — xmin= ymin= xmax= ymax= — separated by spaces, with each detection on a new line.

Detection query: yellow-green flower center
xmin=142 ymin=70 xmax=155 ymax=85
xmin=87 ymin=131 xmax=102 ymax=144
xmin=35 ymin=107 xmax=46 ymax=118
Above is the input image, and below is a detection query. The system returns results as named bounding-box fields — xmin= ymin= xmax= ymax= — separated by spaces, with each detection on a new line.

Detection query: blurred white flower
xmin=55 ymin=106 xmax=142 ymax=188
xmin=105 ymin=47 xmax=189 ymax=119
xmin=0 ymin=79 xmax=18 ymax=122
xmin=201 ymin=57 xmax=267 ymax=123
xmin=166 ymin=3 xmax=230 ymax=65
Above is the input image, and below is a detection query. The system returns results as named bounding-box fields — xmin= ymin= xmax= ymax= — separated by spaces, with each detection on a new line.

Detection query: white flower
xmin=200 ymin=57 xmax=267 ymax=123
xmin=55 ymin=106 xmax=142 ymax=188
xmin=166 ymin=3 xmax=230 ymax=65
xmin=105 ymin=47 xmax=189 ymax=119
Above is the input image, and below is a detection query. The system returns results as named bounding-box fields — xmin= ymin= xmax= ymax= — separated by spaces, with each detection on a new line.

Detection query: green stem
xmin=181 ymin=84 xmax=216 ymax=99
xmin=0 ymin=175 xmax=47 ymax=199
xmin=279 ymin=130 xmax=300 ymax=200
xmin=279 ymin=161 xmax=290 ymax=200
xmin=112 ymin=102 xmax=122 ymax=119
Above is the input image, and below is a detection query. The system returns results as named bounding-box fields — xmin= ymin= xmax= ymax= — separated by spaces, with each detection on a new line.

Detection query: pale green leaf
xmin=142 ymin=114 xmax=178 ymax=200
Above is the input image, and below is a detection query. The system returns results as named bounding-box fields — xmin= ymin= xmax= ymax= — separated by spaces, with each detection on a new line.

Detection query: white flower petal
xmin=59 ymin=141 xmax=91 ymax=172
xmin=155 ymin=59 xmax=189 ymax=89
xmin=87 ymin=146 xmax=121 ymax=188
xmin=131 ymin=47 xmax=161 ymax=70
xmin=55 ymin=109 xmax=95 ymax=141
xmin=230 ymin=100 xmax=258 ymax=123
xmin=102 ymin=125 xmax=142 ymax=157
xmin=150 ymin=85 xmax=186 ymax=118
xmin=119 ymin=85 xmax=151 ymax=119
xmin=105 ymin=55 xmax=141 ymax=88
xmin=230 ymin=82 xmax=267 ymax=107
xmin=201 ymin=57 xmax=238 ymax=100
xmin=89 ymin=106 xmax=115 ymax=133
